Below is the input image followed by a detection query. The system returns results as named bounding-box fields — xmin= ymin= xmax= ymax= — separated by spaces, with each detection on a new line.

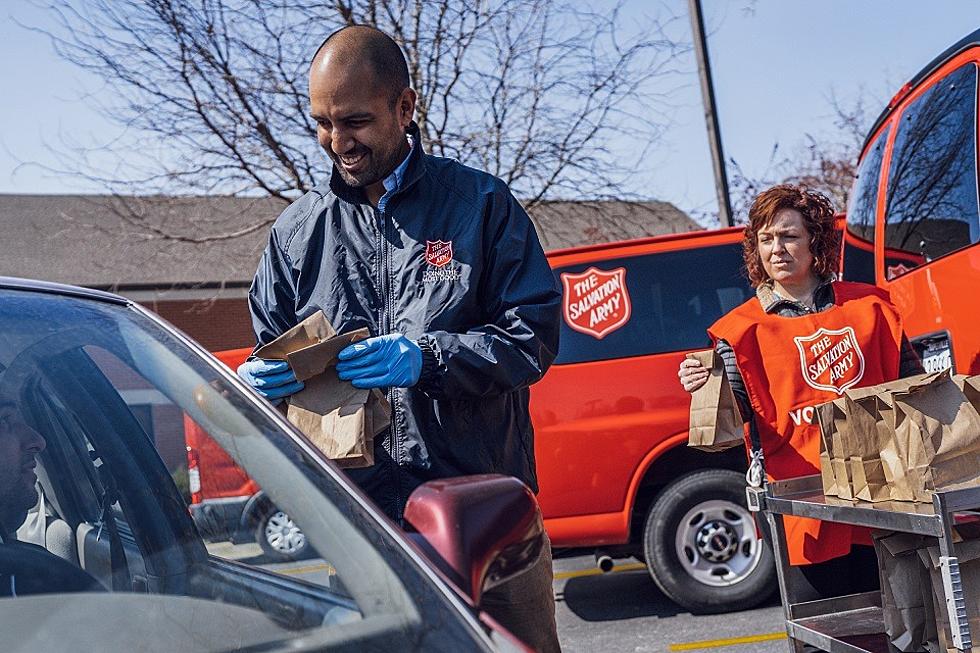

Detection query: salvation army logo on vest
xmin=560 ymin=267 xmax=631 ymax=339
xmin=425 ymin=240 xmax=453 ymax=268
xmin=793 ymin=326 xmax=866 ymax=395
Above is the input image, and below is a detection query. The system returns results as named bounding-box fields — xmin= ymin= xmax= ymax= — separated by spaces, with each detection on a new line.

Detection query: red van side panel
xmin=534 ymin=228 xmax=746 ymax=547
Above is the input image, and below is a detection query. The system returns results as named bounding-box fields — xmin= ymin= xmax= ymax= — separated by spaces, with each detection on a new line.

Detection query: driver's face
xmin=0 ymin=401 xmax=46 ymax=528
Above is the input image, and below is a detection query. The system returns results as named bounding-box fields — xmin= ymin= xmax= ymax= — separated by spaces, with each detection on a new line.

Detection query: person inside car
xmin=677 ymin=184 xmax=923 ymax=599
xmin=0 ymin=398 xmax=104 ymax=596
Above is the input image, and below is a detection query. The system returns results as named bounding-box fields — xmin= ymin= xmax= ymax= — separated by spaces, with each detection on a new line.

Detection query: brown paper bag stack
xmin=254 ymin=311 xmax=391 ymax=468
xmin=893 ymin=371 xmax=980 ymax=503
xmin=687 ymin=349 xmax=744 ymax=452
xmin=816 ymin=371 xmax=980 ymax=503
xmin=873 ymin=531 xmax=937 ymax=652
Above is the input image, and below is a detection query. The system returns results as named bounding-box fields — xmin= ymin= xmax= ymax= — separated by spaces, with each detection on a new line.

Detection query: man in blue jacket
xmin=240 ymin=25 xmax=562 ymax=651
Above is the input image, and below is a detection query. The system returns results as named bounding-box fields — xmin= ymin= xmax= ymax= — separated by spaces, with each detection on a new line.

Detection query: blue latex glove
xmin=237 ymin=359 xmax=304 ymax=403
xmin=336 ymin=334 xmax=422 ymax=389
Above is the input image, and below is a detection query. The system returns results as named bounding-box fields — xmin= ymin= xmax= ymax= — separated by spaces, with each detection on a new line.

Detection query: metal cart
xmin=747 ymin=475 xmax=980 ymax=653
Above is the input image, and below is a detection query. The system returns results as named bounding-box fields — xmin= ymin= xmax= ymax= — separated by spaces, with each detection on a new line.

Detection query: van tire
xmin=642 ymin=469 xmax=775 ymax=613
xmin=255 ymin=506 xmax=310 ymax=562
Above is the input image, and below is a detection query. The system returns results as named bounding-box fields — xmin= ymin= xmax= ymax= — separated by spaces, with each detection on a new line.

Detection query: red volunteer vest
xmin=709 ymin=281 xmax=903 ymax=566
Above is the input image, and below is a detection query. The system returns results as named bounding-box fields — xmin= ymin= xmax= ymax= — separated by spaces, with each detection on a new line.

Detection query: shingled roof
xmin=0 ymin=194 xmax=699 ymax=289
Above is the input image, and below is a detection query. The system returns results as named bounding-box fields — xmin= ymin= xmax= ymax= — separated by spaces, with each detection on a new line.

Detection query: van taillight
xmin=187 ymin=445 xmax=202 ymax=504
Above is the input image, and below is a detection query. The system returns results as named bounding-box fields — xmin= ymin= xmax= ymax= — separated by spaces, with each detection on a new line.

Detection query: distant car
xmin=0 ymin=277 xmax=541 ymax=653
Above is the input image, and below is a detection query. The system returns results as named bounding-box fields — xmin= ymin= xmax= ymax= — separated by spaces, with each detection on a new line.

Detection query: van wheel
xmin=642 ymin=469 xmax=775 ymax=613
xmin=256 ymin=507 xmax=309 ymax=562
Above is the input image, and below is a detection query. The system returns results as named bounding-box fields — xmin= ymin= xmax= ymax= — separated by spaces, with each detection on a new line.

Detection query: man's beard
xmin=0 ymin=481 xmax=38 ymax=535
xmin=329 ymin=143 xmax=404 ymax=189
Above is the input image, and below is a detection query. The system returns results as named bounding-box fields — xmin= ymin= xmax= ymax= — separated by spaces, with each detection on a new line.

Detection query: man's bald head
xmin=312 ymin=26 xmax=410 ymax=104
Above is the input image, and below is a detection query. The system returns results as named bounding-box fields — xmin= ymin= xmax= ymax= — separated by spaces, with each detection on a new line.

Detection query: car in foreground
xmin=0 ymin=277 xmax=540 ymax=652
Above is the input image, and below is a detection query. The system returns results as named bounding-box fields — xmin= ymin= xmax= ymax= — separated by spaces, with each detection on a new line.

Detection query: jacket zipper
xmin=376 ymin=205 xmax=402 ymax=515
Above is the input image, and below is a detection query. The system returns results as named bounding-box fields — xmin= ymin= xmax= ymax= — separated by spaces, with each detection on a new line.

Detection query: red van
xmin=842 ymin=27 xmax=980 ymax=377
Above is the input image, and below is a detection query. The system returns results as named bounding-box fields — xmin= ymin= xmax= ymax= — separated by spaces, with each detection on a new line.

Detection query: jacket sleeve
xmin=415 ymin=188 xmax=562 ymax=399
xmin=248 ymin=225 xmax=299 ymax=352
xmin=716 ymin=338 xmax=753 ymax=423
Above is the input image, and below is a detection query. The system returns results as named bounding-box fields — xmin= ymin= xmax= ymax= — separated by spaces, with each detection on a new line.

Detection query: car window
xmin=882 ymin=63 xmax=980 ymax=279
xmin=0 ymin=289 xmax=478 ymax=651
xmin=553 ymin=242 xmax=751 ymax=365
xmin=82 ymin=345 xmax=355 ymax=592
xmin=842 ymin=126 xmax=889 ymax=284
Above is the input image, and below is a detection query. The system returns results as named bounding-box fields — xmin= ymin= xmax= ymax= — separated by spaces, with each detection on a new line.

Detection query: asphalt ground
xmin=209 ymin=542 xmax=788 ymax=653
xmin=552 ymin=552 xmax=785 ymax=653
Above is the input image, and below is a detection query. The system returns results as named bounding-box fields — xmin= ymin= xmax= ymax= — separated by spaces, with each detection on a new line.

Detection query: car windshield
xmin=0 ymin=286 xmax=479 ymax=652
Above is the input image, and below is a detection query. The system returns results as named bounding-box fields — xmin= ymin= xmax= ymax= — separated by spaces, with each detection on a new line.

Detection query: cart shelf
xmin=750 ymin=475 xmax=980 ymax=653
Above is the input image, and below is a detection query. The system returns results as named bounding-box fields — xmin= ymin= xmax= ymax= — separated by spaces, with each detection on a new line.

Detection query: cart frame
xmin=747 ymin=475 xmax=980 ymax=653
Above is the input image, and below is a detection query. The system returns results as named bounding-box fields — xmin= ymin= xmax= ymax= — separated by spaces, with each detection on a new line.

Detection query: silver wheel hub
xmin=675 ymin=499 xmax=762 ymax=587
xmin=264 ymin=511 xmax=306 ymax=554
xmin=696 ymin=521 xmax=739 ymax=562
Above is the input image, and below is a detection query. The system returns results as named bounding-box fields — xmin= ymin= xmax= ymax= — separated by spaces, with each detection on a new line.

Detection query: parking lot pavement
xmin=211 ymin=541 xmax=787 ymax=653
xmin=553 ymin=552 xmax=786 ymax=653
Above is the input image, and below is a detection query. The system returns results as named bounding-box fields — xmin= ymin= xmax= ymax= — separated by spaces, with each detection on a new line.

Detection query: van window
xmin=553 ymin=243 xmax=751 ymax=364
xmin=843 ymin=127 xmax=889 ymax=284
xmin=882 ymin=63 xmax=980 ymax=279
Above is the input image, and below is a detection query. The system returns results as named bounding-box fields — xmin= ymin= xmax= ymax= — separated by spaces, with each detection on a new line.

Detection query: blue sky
xmin=2 ymin=1 xmax=980 ymax=224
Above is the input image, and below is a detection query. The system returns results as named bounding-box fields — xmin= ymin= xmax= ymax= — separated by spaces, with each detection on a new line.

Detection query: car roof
xmin=0 ymin=276 xmax=130 ymax=305
xmin=862 ymin=27 xmax=980 ymax=155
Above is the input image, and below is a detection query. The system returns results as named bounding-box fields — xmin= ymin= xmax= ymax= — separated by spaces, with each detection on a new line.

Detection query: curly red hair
xmin=742 ymin=184 xmax=840 ymax=287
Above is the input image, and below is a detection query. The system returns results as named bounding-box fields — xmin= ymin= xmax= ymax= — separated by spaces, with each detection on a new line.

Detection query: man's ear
xmin=398 ymin=87 xmax=417 ymax=128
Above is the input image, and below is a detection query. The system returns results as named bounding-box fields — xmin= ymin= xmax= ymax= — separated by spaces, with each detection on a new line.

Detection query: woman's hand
xmin=678 ymin=358 xmax=710 ymax=393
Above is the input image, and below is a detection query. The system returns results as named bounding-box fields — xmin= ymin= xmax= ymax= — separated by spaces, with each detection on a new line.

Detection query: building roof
xmin=0 ymin=194 xmax=699 ymax=289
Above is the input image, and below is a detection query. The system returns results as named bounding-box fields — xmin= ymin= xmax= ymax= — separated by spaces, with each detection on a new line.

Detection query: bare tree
xmin=28 ymin=0 xmax=685 ymax=241
xmin=725 ymin=89 xmax=877 ymax=223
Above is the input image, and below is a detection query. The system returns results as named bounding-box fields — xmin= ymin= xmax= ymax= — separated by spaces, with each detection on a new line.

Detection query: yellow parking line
xmin=668 ymin=632 xmax=787 ymax=651
xmin=279 ymin=563 xmax=335 ymax=576
xmin=553 ymin=561 xmax=647 ymax=581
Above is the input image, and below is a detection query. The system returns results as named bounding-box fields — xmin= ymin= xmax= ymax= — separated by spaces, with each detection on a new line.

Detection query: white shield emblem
xmin=793 ymin=326 xmax=866 ymax=395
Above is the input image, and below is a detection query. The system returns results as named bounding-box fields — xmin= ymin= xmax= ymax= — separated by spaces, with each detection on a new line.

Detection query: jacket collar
xmin=328 ymin=121 xmax=427 ymax=206
xmin=756 ymin=276 xmax=836 ymax=314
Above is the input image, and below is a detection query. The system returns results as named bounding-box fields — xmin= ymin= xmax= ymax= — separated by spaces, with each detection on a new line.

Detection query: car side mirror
xmin=403 ymin=474 xmax=545 ymax=606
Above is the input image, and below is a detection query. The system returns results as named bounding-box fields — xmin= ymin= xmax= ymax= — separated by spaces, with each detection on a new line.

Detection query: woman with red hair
xmin=679 ymin=184 xmax=922 ymax=598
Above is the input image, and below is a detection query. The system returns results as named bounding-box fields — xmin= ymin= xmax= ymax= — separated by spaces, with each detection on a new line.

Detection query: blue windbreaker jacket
xmin=248 ymin=123 xmax=561 ymax=520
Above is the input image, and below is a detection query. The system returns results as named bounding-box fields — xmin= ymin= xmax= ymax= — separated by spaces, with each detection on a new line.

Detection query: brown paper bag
xmin=893 ymin=370 xmax=980 ymax=502
xmin=817 ymin=397 xmax=856 ymax=499
xmin=816 ymin=399 xmax=845 ymax=497
xmin=842 ymin=378 xmax=923 ymax=502
xmin=954 ymin=374 xmax=980 ymax=412
xmin=254 ymin=311 xmax=391 ymax=468
xmin=872 ymin=531 xmax=936 ymax=652
xmin=843 ymin=387 xmax=892 ymax=502
xmin=687 ymin=349 xmax=744 ymax=452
